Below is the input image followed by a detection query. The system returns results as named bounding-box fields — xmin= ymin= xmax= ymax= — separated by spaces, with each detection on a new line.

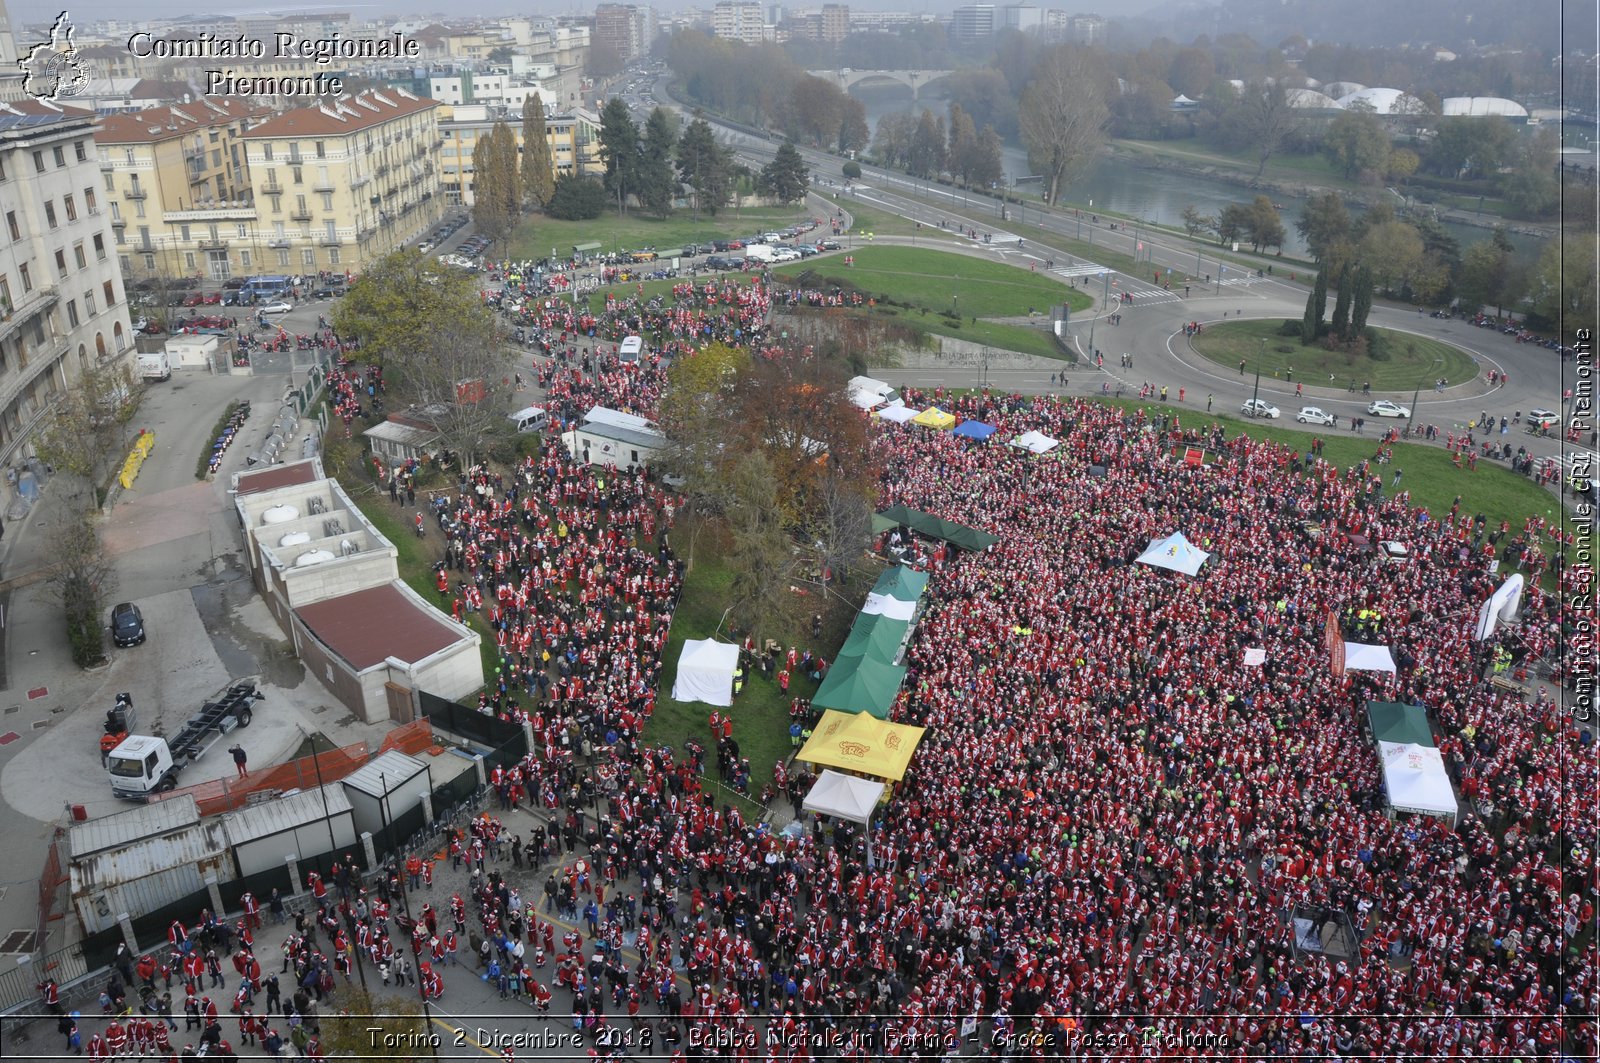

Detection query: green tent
xmin=871 ymin=565 xmax=928 ymax=602
xmin=812 ymin=655 xmax=908 ymax=719
xmin=838 ymin=613 xmax=907 ymax=662
xmin=1366 ymin=701 xmax=1435 ymax=747
xmin=878 ymin=504 xmax=999 ymax=552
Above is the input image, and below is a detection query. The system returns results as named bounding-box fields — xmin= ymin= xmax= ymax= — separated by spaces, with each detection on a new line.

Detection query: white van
xmin=618 ymin=336 xmax=644 ymax=363
xmin=507 ymin=406 xmax=548 ymax=434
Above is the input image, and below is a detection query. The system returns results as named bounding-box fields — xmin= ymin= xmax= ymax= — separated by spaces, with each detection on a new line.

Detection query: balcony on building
xmin=318 ymin=234 xmax=342 ymax=246
xmin=163 ymin=206 xmax=257 ymax=223
xmin=260 ymin=181 xmax=284 ymax=196
xmin=313 ymin=179 xmax=336 ymax=193
xmin=268 ymin=238 xmax=291 ymax=248
xmin=0 ymin=287 xmax=60 ymax=346
xmin=198 ymin=237 xmax=228 ymax=251
xmin=125 ymin=186 xmax=147 ymax=200
xmin=289 ymin=208 xmax=313 ymax=221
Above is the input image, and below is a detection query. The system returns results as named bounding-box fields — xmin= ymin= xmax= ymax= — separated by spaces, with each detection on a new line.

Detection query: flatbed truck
xmin=106 ymin=679 xmax=264 ymax=799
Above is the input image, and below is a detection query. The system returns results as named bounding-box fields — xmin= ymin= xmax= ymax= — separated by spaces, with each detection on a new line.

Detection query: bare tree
xmin=46 ymin=513 xmax=114 ymax=667
xmin=33 ymin=363 xmax=142 ymax=507
xmin=1019 ymin=46 xmax=1111 ymax=206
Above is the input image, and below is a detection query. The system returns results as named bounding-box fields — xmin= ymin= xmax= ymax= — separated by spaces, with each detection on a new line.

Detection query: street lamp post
xmin=1406 ymin=383 xmax=1421 ymax=438
xmin=1087 ymin=271 xmax=1110 ymax=358
xmin=380 ymin=770 xmax=440 ymax=1059
xmin=303 ymin=728 xmax=366 ymax=990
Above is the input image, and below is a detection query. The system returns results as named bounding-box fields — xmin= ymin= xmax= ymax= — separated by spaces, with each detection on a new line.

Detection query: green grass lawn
xmin=834 ymin=201 xmax=921 ymax=239
xmin=1190 ymin=319 xmax=1481 ymax=392
xmin=776 ymin=246 xmax=1091 ymax=318
xmin=645 ymin=533 xmax=867 ymax=803
xmin=507 ymin=205 xmax=826 ymax=261
xmin=1098 ymin=397 xmax=1589 ymax=566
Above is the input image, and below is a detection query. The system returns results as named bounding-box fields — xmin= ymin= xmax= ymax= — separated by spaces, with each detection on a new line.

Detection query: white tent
xmin=876 ymin=405 xmax=919 ymax=424
xmin=670 ymin=639 xmax=741 ymax=707
xmin=802 ymin=769 xmax=887 ymax=825
xmin=1378 ymin=741 xmax=1458 ymax=826
xmin=860 ymin=591 xmax=917 ymax=621
xmin=1135 ymin=532 xmax=1211 ymax=576
xmin=1009 ymin=430 xmax=1060 ymax=454
xmin=1473 ymin=573 xmax=1525 ymax=641
xmin=1343 ymin=642 xmax=1398 ymax=674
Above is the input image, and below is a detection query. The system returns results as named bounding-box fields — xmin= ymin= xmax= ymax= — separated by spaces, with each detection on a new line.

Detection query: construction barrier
xmin=117 ymin=430 xmax=156 ymax=489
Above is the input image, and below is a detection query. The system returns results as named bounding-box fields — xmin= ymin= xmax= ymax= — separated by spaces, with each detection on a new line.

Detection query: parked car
xmin=1527 ymin=408 xmax=1559 ymax=430
xmin=1240 ymin=399 xmax=1280 ymax=419
xmin=182 ymin=292 xmax=205 ymax=307
xmin=1295 ymin=406 xmax=1336 ymax=425
xmin=257 ymin=300 xmax=293 ymax=314
xmin=818 ymin=240 xmax=841 ymax=251
xmin=1367 ymin=400 xmax=1411 ymax=418
xmin=110 ymin=602 xmax=146 ymax=647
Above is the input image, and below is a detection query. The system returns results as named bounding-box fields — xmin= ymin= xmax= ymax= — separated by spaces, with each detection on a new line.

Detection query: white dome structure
xmin=294 ymin=549 xmax=337 ymax=567
xmin=1335 ymin=87 xmax=1425 ymax=115
xmin=1441 ymin=96 xmax=1528 ymax=118
xmin=1286 ymin=88 xmax=1342 ymax=109
xmin=261 ymin=504 xmax=299 ymax=525
xmin=278 ymin=531 xmax=312 ymax=548
xmin=1322 ymin=81 xmax=1367 ymax=99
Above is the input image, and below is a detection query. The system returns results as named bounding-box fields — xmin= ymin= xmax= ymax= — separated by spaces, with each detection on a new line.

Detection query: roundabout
xmin=1187 ymin=317 xmax=1483 ymax=392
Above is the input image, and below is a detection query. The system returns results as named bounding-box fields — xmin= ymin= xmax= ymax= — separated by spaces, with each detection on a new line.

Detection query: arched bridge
xmin=807 ymin=69 xmax=957 ymax=99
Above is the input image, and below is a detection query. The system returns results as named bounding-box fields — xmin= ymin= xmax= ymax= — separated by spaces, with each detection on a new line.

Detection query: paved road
xmin=647 ymin=85 xmax=1583 ymax=480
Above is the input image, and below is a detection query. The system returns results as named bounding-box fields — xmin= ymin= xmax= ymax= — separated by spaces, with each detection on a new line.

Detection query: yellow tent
xmin=912 ymin=406 xmax=957 ymax=430
xmin=796 ymin=709 xmax=927 ymax=782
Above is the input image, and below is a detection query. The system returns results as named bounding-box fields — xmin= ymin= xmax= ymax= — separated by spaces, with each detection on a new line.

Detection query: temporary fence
xmin=418 ymin=690 xmax=526 ymax=751
xmin=151 ymin=739 xmax=371 ymax=817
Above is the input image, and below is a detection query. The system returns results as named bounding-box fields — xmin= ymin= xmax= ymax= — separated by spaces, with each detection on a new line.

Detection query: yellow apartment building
xmin=437 ymin=102 xmax=600 ymax=206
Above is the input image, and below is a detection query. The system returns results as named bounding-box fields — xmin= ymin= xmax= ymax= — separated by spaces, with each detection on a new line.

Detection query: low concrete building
xmin=562 ymin=405 xmax=664 ymax=473
xmin=232 ymin=458 xmax=482 ymax=724
xmin=68 ymin=796 xmax=232 ymax=936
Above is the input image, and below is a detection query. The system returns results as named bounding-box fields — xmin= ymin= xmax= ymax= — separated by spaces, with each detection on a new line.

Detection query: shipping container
xmin=222 ymin=785 xmax=358 ymax=877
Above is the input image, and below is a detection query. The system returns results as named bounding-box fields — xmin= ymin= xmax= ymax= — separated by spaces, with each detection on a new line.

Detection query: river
xmin=855 ymin=92 xmax=1545 ymax=263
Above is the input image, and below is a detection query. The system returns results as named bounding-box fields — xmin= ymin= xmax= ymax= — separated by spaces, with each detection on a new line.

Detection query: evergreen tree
xmin=637 ymin=107 xmax=678 ymax=219
xmin=1330 ymin=263 xmax=1353 ymax=340
xmin=520 ymin=93 xmax=555 ymax=210
xmin=676 ymin=116 xmax=733 ymax=219
xmin=545 ymin=174 xmax=608 ymax=220
xmin=1351 ymin=264 xmax=1375 ymax=335
xmin=1301 ymin=283 xmax=1320 ymax=345
xmin=757 ymin=142 xmax=808 ymax=205
xmin=597 ymin=97 xmax=641 ymax=213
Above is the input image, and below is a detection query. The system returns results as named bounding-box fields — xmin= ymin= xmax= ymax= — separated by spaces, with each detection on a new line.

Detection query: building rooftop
xmin=96 ymin=99 xmax=270 ymax=143
xmin=0 ymin=99 xmax=94 ymax=133
xmin=221 ymin=784 xmax=353 ymax=847
xmin=233 ymin=458 xmax=323 ymax=497
xmin=68 ymin=794 xmax=201 ymax=859
xmin=295 ymin=582 xmax=466 ymax=670
xmin=242 ymin=88 xmax=437 ymax=139
xmin=341 ymin=749 xmax=430 ymax=797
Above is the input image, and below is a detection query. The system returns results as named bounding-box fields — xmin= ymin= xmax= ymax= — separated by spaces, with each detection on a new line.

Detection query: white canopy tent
xmin=860 ymin=592 xmax=917 ymax=621
xmin=1136 ymin=532 xmax=1211 ymax=576
xmin=1343 ymin=642 xmax=1398 ymax=673
xmin=876 ymin=405 xmax=919 ymax=424
xmin=1009 ymin=430 xmax=1060 ymax=454
xmin=670 ymin=639 xmax=741 ymax=707
xmin=1473 ymin=573 xmax=1525 ymax=641
xmin=802 ymin=770 xmax=887 ymax=824
xmin=1378 ymin=741 xmax=1458 ymax=827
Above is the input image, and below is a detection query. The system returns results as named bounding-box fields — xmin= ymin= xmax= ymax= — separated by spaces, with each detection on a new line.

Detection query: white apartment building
xmin=0 ymin=101 xmax=135 ymax=513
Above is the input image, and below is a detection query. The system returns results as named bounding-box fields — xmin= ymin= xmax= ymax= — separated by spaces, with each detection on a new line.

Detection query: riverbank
xmin=1106 ymin=140 xmax=1559 ymax=243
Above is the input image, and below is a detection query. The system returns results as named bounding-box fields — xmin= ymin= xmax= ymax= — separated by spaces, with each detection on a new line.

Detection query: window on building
xmin=63 ymin=194 xmax=76 ymax=222
xmin=52 ymin=146 xmax=65 ymax=168
xmin=295 ymin=195 xmax=307 ymax=215
xmin=19 ymin=263 xmax=31 ymax=291
xmin=74 ymin=244 xmax=86 ymax=269
xmin=43 ymin=201 xmax=57 ymax=228
xmin=109 ymin=202 xmax=120 ymax=222
xmin=302 ymin=249 xmax=315 ymax=266
xmin=134 ymin=200 xmax=145 ymax=219
xmin=5 ymin=211 xmax=18 ymax=242
xmin=262 ymin=144 xmax=274 ymax=161
xmin=124 ymin=149 xmax=134 ymax=165
xmin=118 ymin=255 xmax=130 ymax=272
xmin=315 ymin=141 xmax=326 ymax=159
xmin=104 ymin=172 xmax=114 ymax=192
xmin=54 ymin=250 xmax=67 ymax=277
xmin=269 ymin=196 xmax=280 ymax=213
xmin=324 ymin=221 xmax=336 ymax=242
xmin=142 ymin=254 xmax=154 ymax=270
xmin=327 ymin=247 xmax=340 ymax=265
xmin=32 ymin=151 xmax=45 ymax=173
xmin=102 ymin=280 xmax=115 ymax=307
xmin=92 ymin=234 xmax=104 ymax=259
xmin=179 ymin=225 xmax=190 ymax=241
xmin=184 ymin=252 xmax=195 ymax=270
xmin=114 ymin=227 xmax=125 ymax=247
xmin=321 ymin=192 xmax=332 ymax=211
xmin=276 ymin=249 xmax=290 ymax=267
xmin=66 ymin=299 xmax=79 ymax=327
xmin=0 ymin=277 xmax=10 ymax=310
xmin=236 ymin=223 xmax=247 ymax=238
xmin=84 ymin=290 xmax=96 ymax=315
xmin=0 ymin=156 xmax=7 ymax=181
xmin=74 ymin=141 xmax=87 ymax=163
xmin=292 ymin=166 xmax=303 ymax=184
xmin=84 ymin=188 xmax=96 ymax=213
xmin=240 ymin=250 xmax=251 ymax=268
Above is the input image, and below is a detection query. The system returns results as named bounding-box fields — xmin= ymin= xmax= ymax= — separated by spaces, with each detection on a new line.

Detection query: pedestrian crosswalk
xmin=1124 ymin=288 xmax=1182 ymax=303
xmin=1051 ymin=262 xmax=1110 ymax=279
